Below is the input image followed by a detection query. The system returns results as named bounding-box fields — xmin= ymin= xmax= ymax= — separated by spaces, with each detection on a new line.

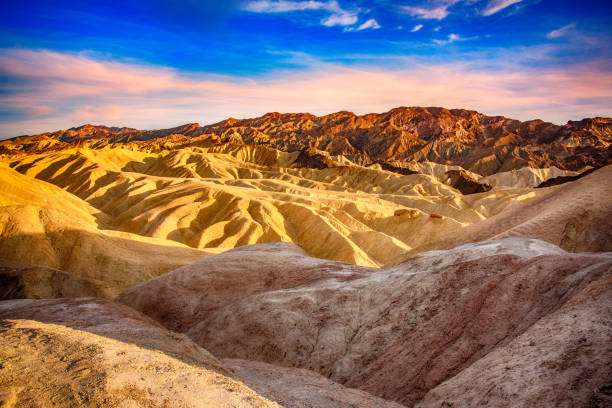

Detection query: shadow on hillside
xmin=0 ymin=230 xmax=211 ymax=298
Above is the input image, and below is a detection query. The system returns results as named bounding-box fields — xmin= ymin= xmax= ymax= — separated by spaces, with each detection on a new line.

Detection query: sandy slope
xmin=479 ymin=166 xmax=580 ymax=189
xmin=0 ymin=298 xmax=408 ymax=408
xmin=0 ymin=298 xmax=278 ymax=408
xmin=388 ymin=164 xmax=612 ymax=265
xmin=117 ymin=242 xmax=376 ymax=332
xmin=416 ymin=272 xmax=612 ymax=407
xmin=5 ymin=239 xmax=609 ymax=407
xmin=0 ymin=163 xmax=218 ymax=296
xmin=2 ymin=146 xmax=609 ymax=298
xmin=1 ymin=143 xmax=610 ymax=406
xmin=1 ymin=146 xmax=550 ymax=273
xmin=224 ymin=359 xmax=405 ymax=408
xmin=120 ymin=237 xmax=610 ymax=407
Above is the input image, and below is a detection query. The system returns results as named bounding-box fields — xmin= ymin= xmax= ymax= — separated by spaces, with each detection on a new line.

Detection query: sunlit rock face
xmin=2 ymin=108 xmax=611 ymax=174
xmin=1 ymin=107 xmax=610 ymax=407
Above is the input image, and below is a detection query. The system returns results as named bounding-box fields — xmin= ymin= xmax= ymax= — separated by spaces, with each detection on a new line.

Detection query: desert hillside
xmin=1 ymin=107 xmax=611 ymax=407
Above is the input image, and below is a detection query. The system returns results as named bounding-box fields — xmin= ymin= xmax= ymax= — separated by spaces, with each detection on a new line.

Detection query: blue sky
xmin=1 ymin=0 xmax=611 ymax=137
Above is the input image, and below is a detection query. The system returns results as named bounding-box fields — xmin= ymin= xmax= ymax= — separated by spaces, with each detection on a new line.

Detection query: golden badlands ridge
xmin=0 ymin=108 xmax=611 ymax=407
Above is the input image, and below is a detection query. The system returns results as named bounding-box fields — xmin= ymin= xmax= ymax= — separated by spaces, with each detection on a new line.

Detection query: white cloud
xmin=402 ymin=0 xmax=529 ymax=20
xmin=400 ymin=1 xmax=461 ymax=20
xmin=411 ymin=24 xmax=423 ymax=32
xmin=547 ymin=23 xmax=576 ymax=39
xmin=401 ymin=5 xmax=450 ymax=20
xmin=359 ymin=19 xmax=381 ymax=30
xmin=244 ymin=0 xmax=326 ymax=12
xmin=481 ymin=0 xmax=523 ymax=16
xmin=345 ymin=18 xmax=381 ymax=31
xmin=433 ymin=33 xmax=462 ymax=45
xmin=243 ymin=0 xmax=358 ymax=27
xmin=322 ymin=12 xmax=358 ymax=27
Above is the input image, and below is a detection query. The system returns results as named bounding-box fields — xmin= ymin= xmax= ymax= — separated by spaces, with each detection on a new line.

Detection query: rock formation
xmin=1 ymin=106 xmax=611 ymax=407
xmin=2 ymin=108 xmax=610 ymax=175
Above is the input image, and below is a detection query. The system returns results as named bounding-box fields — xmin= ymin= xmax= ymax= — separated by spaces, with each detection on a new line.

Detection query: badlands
xmin=0 ymin=107 xmax=611 ymax=407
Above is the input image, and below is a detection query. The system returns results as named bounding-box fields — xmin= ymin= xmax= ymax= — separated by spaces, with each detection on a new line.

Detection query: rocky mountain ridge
xmin=2 ymin=107 xmax=610 ymax=175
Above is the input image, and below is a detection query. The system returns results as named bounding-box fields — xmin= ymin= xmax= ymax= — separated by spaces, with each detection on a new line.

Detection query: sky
xmin=1 ymin=0 xmax=611 ymax=137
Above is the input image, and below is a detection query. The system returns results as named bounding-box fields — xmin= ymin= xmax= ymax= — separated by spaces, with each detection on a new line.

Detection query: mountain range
xmin=3 ymin=107 xmax=611 ymax=175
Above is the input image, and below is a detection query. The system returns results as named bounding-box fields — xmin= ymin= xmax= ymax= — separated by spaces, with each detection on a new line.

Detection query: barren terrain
xmin=1 ymin=108 xmax=610 ymax=407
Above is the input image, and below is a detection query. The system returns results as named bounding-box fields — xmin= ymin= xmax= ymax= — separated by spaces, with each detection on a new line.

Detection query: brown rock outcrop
xmin=443 ymin=169 xmax=492 ymax=194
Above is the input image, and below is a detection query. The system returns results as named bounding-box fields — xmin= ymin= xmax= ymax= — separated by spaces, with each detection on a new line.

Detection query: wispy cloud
xmin=1 ymin=48 xmax=611 ymax=137
xmin=358 ymin=18 xmax=381 ymax=30
xmin=401 ymin=5 xmax=451 ymax=20
xmin=481 ymin=0 xmax=523 ymax=16
xmin=244 ymin=0 xmax=327 ymax=12
xmin=411 ymin=24 xmax=423 ymax=32
xmin=345 ymin=18 xmax=381 ymax=31
xmin=400 ymin=0 xmax=460 ymax=20
xmin=323 ymin=13 xmax=358 ymax=27
xmin=547 ymin=23 xmax=576 ymax=39
xmin=243 ymin=0 xmax=358 ymax=26
xmin=433 ymin=33 xmax=463 ymax=45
